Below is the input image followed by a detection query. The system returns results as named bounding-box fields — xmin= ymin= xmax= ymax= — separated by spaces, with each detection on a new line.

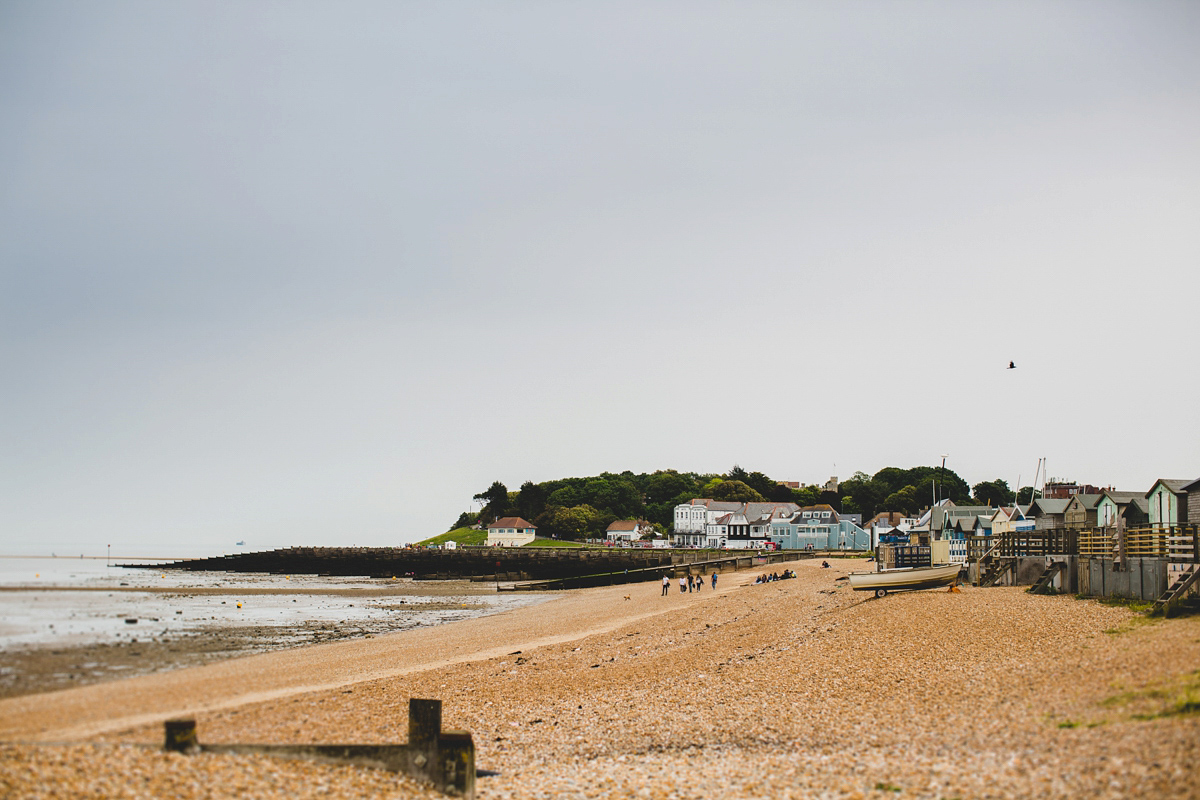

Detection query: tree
xmin=515 ymin=481 xmax=549 ymax=522
xmin=534 ymin=504 xmax=602 ymax=540
xmin=448 ymin=511 xmax=478 ymax=531
xmin=972 ymin=479 xmax=1015 ymax=507
xmin=1017 ymin=486 xmax=1043 ymax=504
xmin=473 ymin=481 xmax=509 ymax=523
xmin=839 ymin=472 xmax=890 ymax=519
xmin=643 ymin=470 xmax=696 ymax=505
xmin=883 ymin=486 xmax=921 ymax=516
xmin=710 ymin=480 xmax=765 ymax=503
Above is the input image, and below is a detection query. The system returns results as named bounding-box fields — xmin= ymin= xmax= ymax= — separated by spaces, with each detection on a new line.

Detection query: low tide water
xmin=0 ymin=556 xmax=545 ymax=653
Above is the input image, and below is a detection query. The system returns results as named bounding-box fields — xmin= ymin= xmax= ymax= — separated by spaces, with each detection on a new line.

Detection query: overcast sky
xmin=2 ymin=1 xmax=1198 ymax=557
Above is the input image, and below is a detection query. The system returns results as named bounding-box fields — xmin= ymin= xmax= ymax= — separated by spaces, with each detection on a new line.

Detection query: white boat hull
xmin=847 ymin=563 xmax=962 ymax=594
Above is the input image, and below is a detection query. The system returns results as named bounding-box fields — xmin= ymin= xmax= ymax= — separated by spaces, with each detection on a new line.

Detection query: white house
xmin=486 ymin=517 xmax=537 ymax=547
xmin=606 ymin=520 xmax=655 ymax=543
xmin=672 ymin=499 xmax=799 ymax=548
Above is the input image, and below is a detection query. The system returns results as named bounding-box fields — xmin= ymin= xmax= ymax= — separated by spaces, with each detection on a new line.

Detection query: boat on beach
xmin=846 ymin=563 xmax=962 ymax=597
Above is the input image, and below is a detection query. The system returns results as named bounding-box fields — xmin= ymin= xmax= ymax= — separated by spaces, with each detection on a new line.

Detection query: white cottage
xmin=486 ymin=517 xmax=537 ymax=547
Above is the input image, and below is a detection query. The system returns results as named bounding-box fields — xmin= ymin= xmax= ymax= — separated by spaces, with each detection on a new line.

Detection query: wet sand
xmin=0 ymin=579 xmax=536 ymax=697
xmin=2 ymin=559 xmax=1199 ymax=799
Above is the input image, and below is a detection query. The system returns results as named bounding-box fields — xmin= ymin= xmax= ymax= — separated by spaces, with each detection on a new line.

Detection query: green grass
xmin=1101 ymin=669 xmax=1200 ymax=721
xmin=523 ymin=538 xmax=584 ymax=548
xmin=412 ymin=527 xmax=487 ymax=548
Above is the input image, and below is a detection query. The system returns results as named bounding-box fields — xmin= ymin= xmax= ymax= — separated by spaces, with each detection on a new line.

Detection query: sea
xmin=0 ymin=556 xmax=546 ymax=653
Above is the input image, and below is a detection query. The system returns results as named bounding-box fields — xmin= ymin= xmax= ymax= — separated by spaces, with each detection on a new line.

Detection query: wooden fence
xmin=970 ymin=524 xmax=1198 ymax=562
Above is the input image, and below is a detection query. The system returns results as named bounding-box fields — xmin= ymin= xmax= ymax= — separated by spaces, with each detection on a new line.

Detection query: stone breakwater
xmin=2 ymin=559 xmax=1199 ymax=799
xmin=154 ymin=545 xmax=799 ymax=582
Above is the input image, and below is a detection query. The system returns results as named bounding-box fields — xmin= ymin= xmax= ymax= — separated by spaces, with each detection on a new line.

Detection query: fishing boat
xmin=846 ymin=563 xmax=962 ymax=597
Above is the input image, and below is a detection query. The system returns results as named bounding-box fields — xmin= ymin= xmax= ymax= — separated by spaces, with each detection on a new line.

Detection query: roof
xmin=606 ymin=520 xmax=641 ymax=532
xmin=1066 ymin=493 xmax=1102 ymax=510
xmin=1183 ymin=477 xmax=1200 ymax=493
xmin=1098 ymin=490 xmax=1145 ymax=505
xmin=687 ymin=499 xmax=745 ymax=511
xmin=1029 ymin=498 xmax=1070 ymax=515
xmin=1145 ymin=479 xmax=1194 ymax=498
xmin=488 ymin=517 xmax=534 ymax=529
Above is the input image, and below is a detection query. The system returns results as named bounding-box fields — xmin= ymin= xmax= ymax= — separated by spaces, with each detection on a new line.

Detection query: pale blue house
xmin=769 ymin=505 xmax=871 ymax=551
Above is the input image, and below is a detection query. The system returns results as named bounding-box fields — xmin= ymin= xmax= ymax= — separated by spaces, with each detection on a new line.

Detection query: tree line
xmin=452 ymin=465 xmax=1041 ymax=541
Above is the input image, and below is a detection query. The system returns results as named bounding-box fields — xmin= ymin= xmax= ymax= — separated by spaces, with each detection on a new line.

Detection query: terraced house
xmin=671 ymin=499 xmax=799 ymax=548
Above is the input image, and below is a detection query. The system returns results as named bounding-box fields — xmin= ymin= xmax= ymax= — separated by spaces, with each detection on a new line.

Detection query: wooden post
xmin=163 ymin=718 xmax=198 ymax=753
xmin=438 ymin=730 xmax=476 ymax=798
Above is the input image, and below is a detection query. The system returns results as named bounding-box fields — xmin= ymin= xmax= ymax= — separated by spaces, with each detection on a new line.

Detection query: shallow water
xmin=0 ymin=557 xmax=545 ymax=652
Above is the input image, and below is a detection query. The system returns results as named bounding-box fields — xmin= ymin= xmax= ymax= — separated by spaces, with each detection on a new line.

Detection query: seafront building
xmin=486 ymin=517 xmax=537 ymax=547
xmin=671 ymin=499 xmax=800 ymax=548
xmin=768 ymin=505 xmax=870 ymax=551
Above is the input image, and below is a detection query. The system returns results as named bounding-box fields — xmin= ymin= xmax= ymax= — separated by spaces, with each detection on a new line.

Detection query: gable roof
xmin=1066 ymin=493 xmax=1102 ymax=510
xmin=607 ymin=520 xmax=641 ymax=532
xmin=1181 ymin=477 xmax=1200 ymax=493
xmin=1028 ymin=498 xmax=1070 ymax=516
xmin=488 ymin=517 xmax=534 ymax=529
xmin=1145 ymin=479 xmax=1193 ymax=498
xmin=1098 ymin=490 xmax=1145 ymax=505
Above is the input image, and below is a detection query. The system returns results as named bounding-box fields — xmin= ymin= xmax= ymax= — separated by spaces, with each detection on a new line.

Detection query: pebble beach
xmin=2 ymin=557 xmax=1198 ymax=799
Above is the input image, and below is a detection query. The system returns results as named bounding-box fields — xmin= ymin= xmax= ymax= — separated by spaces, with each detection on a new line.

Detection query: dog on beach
xmin=623 ymin=595 xmax=631 ymax=601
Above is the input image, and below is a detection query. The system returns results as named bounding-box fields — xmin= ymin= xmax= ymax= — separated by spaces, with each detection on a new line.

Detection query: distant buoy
xmin=236 ymin=602 xmax=242 ymax=608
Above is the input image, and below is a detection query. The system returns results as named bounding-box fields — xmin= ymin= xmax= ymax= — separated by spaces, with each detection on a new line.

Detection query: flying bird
xmin=1008 ymin=361 xmax=1016 ymax=369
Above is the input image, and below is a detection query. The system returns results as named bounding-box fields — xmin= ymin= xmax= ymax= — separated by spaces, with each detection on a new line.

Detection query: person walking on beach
xmin=661 ymin=574 xmax=670 ymax=596
xmin=694 ymin=573 xmax=702 ymax=591
xmin=679 ymin=576 xmax=687 ymax=593
xmin=711 ymin=572 xmax=718 ymax=590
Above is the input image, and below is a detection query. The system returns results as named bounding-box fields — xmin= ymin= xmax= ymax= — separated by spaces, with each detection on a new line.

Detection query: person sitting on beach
xmin=821 ymin=561 xmax=830 ymax=568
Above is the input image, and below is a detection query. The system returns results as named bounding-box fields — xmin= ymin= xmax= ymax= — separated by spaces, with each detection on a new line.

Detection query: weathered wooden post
xmin=163 ymin=718 xmax=198 ymax=753
xmin=407 ymin=697 xmax=441 ymax=777
xmin=161 ymin=698 xmax=476 ymax=798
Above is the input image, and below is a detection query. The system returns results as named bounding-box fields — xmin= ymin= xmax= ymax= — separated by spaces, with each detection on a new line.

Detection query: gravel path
xmin=3 ymin=558 xmax=1198 ymax=798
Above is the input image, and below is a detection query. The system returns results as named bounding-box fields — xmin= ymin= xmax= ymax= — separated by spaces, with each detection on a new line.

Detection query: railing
xmin=1078 ymin=529 xmax=1114 ymax=558
xmin=879 ymin=544 xmax=931 ymax=569
xmin=998 ymin=528 xmax=1078 ymax=557
xmin=963 ymin=525 xmax=1199 ymax=564
xmin=1077 ymin=524 xmax=1198 ymax=561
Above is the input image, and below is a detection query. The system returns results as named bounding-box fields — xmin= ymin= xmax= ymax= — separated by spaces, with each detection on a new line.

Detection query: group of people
xmin=661 ymin=571 xmax=717 ymax=595
xmin=753 ymin=569 xmax=795 ymax=584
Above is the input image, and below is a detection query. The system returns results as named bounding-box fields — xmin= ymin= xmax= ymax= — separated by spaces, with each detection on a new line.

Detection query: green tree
xmin=547 ymin=485 xmax=582 ymax=508
xmin=515 ymin=481 xmax=549 ymax=521
xmin=473 ymin=481 xmax=509 ymax=523
xmin=710 ymin=480 xmax=765 ymax=503
xmin=792 ymin=485 xmax=822 ymax=506
xmin=534 ymin=504 xmax=602 ymax=540
xmin=883 ymin=486 xmax=921 ymax=516
xmin=644 ymin=470 xmax=697 ymax=505
xmin=972 ymin=479 xmax=1015 ymax=507
xmin=448 ymin=511 xmax=478 ymax=531
xmin=1017 ymin=486 xmax=1043 ymax=504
